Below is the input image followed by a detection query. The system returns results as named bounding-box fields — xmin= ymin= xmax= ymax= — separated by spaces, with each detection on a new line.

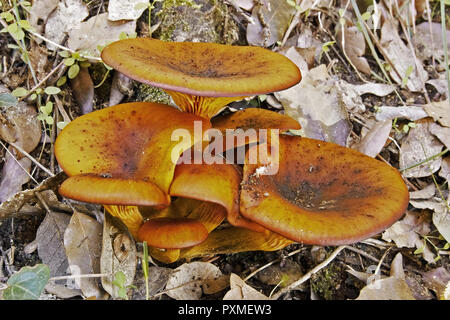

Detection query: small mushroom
xmin=101 ymin=38 xmax=301 ymax=119
xmin=240 ymin=135 xmax=409 ymax=245
xmin=55 ymin=102 xmax=210 ymax=237
xmin=138 ymin=217 xmax=209 ymax=249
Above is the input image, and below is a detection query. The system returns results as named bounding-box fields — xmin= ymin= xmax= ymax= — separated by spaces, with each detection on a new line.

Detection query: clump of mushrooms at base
xmin=54 ymin=38 xmax=409 ymax=264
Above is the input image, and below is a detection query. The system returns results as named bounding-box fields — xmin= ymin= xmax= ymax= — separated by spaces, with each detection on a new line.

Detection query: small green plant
xmin=112 ymin=271 xmax=136 ymax=300
xmin=1 ymin=264 xmax=50 ymax=300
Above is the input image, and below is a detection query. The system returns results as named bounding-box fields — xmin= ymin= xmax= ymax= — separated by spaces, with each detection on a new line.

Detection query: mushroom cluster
xmin=55 ymin=38 xmax=409 ymax=263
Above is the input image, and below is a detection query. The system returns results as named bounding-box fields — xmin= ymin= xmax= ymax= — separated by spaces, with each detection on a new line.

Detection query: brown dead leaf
xmin=353 ymin=119 xmax=392 ymax=157
xmin=100 ymin=211 xmax=136 ymax=299
xmin=131 ymin=266 xmax=172 ymax=300
xmin=380 ymin=18 xmax=428 ymax=92
xmin=36 ymin=211 xmax=71 ymax=277
xmin=255 ymin=259 xmax=303 ymax=287
xmin=439 ymin=157 xmax=450 ymax=183
xmin=108 ymin=0 xmax=149 ymax=21
xmin=424 ymin=100 xmax=450 ymax=128
xmin=382 ymin=211 xmax=435 ymax=263
xmin=165 ymin=262 xmax=223 ymax=300
xmin=29 ymin=0 xmax=59 ymax=35
xmin=44 ymin=0 xmax=89 ymax=51
xmin=422 ymin=267 xmax=450 ymax=300
xmin=70 ymin=67 xmax=94 ymax=115
xmin=67 ymin=13 xmax=136 ymax=59
xmin=414 ymin=22 xmax=450 ymax=62
xmin=400 ymin=119 xmax=444 ymax=178
xmin=223 ymin=273 xmax=269 ymax=300
xmin=0 ymin=85 xmax=41 ymax=154
xmin=336 ymin=25 xmax=371 ymax=75
xmin=0 ymin=152 xmax=31 ymax=202
xmin=375 ymin=105 xmax=428 ymax=122
xmin=356 ymin=253 xmax=415 ymax=300
xmin=246 ymin=0 xmax=296 ymax=47
xmin=275 ymin=64 xmax=351 ymax=146
xmin=429 ymin=122 xmax=450 ymax=150
xmin=64 ymin=211 xmax=105 ymax=299
xmin=109 ymin=72 xmax=134 ymax=107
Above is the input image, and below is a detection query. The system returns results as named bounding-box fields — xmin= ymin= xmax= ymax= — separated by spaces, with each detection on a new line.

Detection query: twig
xmin=280 ymin=0 xmax=302 ymax=47
xmin=5 ymin=140 xmax=55 ymax=177
xmin=244 ymin=247 xmax=305 ymax=281
xmin=0 ymin=140 xmax=38 ymax=184
xmin=18 ymin=60 xmax=65 ymax=102
xmin=49 ymin=273 xmax=110 ymax=281
xmin=270 ymin=245 xmax=345 ymax=300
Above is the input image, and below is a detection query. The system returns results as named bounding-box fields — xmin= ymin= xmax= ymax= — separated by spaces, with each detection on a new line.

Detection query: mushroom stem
xmin=165 ymin=89 xmax=244 ymax=119
xmin=104 ymin=205 xmax=143 ymax=239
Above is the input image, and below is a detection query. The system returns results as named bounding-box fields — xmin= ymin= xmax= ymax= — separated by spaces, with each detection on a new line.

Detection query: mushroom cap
xmin=55 ymin=102 xmax=210 ymax=194
xmin=138 ymin=218 xmax=209 ymax=249
xmin=240 ymin=135 xmax=409 ymax=245
xmin=211 ymin=108 xmax=301 ymax=133
xmin=101 ymin=38 xmax=301 ymax=97
xmin=59 ymin=174 xmax=169 ymax=207
xmin=170 ymin=153 xmax=266 ymax=232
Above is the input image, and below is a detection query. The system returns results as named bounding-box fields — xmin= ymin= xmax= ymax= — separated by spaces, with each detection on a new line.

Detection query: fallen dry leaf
xmin=275 ymin=64 xmax=351 ymax=146
xmin=414 ymin=22 xmax=450 ymax=62
xmin=439 ymin=157 xmax=450 ymax=183
xmin=67 ymin=13 xmax=136 ymax=59
xmin=64 ymin=211 xmax=104 ymax=299
xmin=380 ymin=18 xmax=428 ymax=92
xmin=100 ymin=211 xmax=137 ymax=299
xmin=0 ymin=152 xmax=31 ymax=202
xmin=375 ymin=105 xmax=428 ymax=122
xmin=382 ymin=211 xmax=435 ymax=263
xmin=0 ymin=85 xmax=41 ymax=154
xmin=336 ymin=25 xmax=371 ymax=75
xmin=223 ymin=273 xmax=269 ymax=300
xmin=70 ymin=67 xmax=94 ymax=115
xmin=44 ymin=0 xmax=89 ymax=51
xmin=108 ymin=0 xmax=149 ymax=21
xmin=409 ymin=183 xmax=436 ymax=200
xmin=165 ymin=262 xmax=224 ymax=300
xmin=423 ymin=100 xmax=450 ymax=128
xmin=356 ymin=253 xmax=415 ymax=300
xmin=255 ymin=259 xmax=303 ymax=287
xmin=353 ymin=119 xmax=392 ymax=157
xmin=400 ymin=120 xmax=444 ymax=178
xmin=36 ymin=211 xmax=71 ymax=278
xmin=109 ymin=72 xmax=134 ymax=107
xmin=429 ymin=122 xmax=450 ymax=150
xmin=131 ymin=266 xmax=172 ymax=300
xmin=29 ymin=0 xmax=59 ymax=35
xmin=246 ymin=0 xmax=296 ymax=47
xmin=422 ymin=267 xmax=450 ymax=300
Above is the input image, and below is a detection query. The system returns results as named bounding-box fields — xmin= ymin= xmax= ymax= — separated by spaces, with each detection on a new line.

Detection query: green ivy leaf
xmin=2 ymin=264 xmax=50 ymax=300
xmin=57 ymin=76 xmax=67 ymax=87
xmin=0 ymin=92 xmax=18 ymax=107
xmin=40 ymin=101 xmax=53 ymax=115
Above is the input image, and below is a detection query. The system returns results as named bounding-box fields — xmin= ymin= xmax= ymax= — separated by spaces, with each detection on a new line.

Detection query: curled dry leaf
xmin=100 ymin=211 xmax=137 ymax=299
xmin=400 ymin=119 xmax=444 ymax=178
xmin=165 ymin=262 xmax=224 ymax=300
xmin=108 ymin=0 xmax=149 ymax=21
xmin=422 ymin=267 xmax=450 ymax=300
xmin=0 ymin=85 xmax=41 ymax=154
xmin=223 ymin=273 xmax=269 ymax=300
xmin=0 ymin=152 xmax=31 ymax=202
xmin=67 ymin=13 xmax=136 ymax=59
xmin=439 ymin=157 xmax=450 ymax=183
xmin=70 ymin=67 xmax=94 ymax=115
xmin=356 ymin=253 xmax=415 ymax=300
xmin=353 ymin=119 xmax=392 ymax=157
xmin=336 ymin=25 xmax=371 ymax=75
xmin=246 ymin=0 xmax=296 ymax=47
xmin=275 ymin=64 xmax=351 ymax=146
xmin=109 ymin=72 xmax=134 ymax=107
xmin=423 ymin=100 xmax=450 ymax=128
xmin=0 ymin=172 xmax=67 ymax=221
xmin=380 ymin=19 xmax=428 ymax=92
xmin=64 ymin=211 xmax=105 ymax=299
xmin=409 ymin=183 xmax=436 ymax=200
xmin=375 ymin=105 xmax=428 ymax=122
xmin=429 ymin=122 xmax=450 ymax=150
xmin=131 ymin=266 xmax=172 ymax=300
xmin=382 ymin=211 xmax=435 ymax=264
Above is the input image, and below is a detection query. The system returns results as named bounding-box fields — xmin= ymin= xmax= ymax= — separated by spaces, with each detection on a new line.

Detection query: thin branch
xmin=270 ymin=245 xmax=346 ymax=300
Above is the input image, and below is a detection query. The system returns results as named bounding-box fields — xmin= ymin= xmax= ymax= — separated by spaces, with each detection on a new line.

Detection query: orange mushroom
xmin=55 ymin=101 xmax=210 ymax=237
xmin=101 ymin=38 xmax=301 ymax=119
xmin=240 ymin=135 xmax=409 ymax=245
xmin=138 ymin=218 xmax=209 ymax=249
